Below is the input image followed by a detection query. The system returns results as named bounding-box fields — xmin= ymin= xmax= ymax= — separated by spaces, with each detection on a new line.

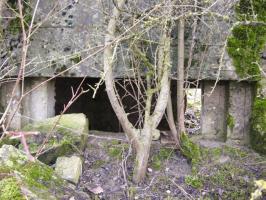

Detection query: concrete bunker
xmin=0 ymin=0 xmax=263 ymax=150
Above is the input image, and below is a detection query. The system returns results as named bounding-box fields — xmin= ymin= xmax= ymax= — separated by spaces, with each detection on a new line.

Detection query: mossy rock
xmin=250 ymin=97 xmax=266 ymax=154
xmin=22 ymin=113 xmax=89 ymax=164
xmin=0 ymin=136 xmax=19 ymax=148
xmin=0 ymin=177 xmax=25 ymax=200
xmin=0 ymin=145 xmax=67 ymax=199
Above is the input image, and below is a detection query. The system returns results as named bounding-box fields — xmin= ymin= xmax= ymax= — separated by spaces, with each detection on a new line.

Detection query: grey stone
xmin=258 ymin=78 xmax=266 ymax=98
xmin=22 ymin=113 xmax=89 ymax=164
xmin=227 ymin=81 xmax=255 ymax=145
xmin=217 ymin=155 xmax=230 ymax=164
xmin=201 ymin=81 xmax=227 ymax=141
xmin=0 ymin=145 xmax=60 ymax=200
xmin=22 ymin=78 xmax=55 ymax=126
xmin=0 ymin=82 xmax=22 ymax=130
xmin=0 ymin=0 xmax=249 ymax=80
xmin=55 ymin=155 xmax=83 ymax=184
xmin=0 ymin=144 xmax=28 ymax=167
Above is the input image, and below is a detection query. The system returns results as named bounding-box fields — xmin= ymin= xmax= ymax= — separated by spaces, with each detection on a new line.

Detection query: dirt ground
xmin=71 ymin=131 xmax=266 ymax=200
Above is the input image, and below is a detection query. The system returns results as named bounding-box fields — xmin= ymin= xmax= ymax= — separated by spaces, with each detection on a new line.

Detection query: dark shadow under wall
xmin=55 ymin=77 xmax=121 ymax=132
xmin=55 ymin=77 xmax=201 ymax=132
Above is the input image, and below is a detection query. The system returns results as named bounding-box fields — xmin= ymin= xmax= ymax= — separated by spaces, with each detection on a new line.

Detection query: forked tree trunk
xmin=104 ymin=0 xmax=172 ymax=183
xmin=133 ymin=125 xmax=153 ymax=183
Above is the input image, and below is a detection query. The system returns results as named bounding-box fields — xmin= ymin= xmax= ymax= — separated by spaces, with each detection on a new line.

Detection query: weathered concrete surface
xmin=55 ymin=155 xmax=83 ymax=184
xmin=0 ymin=82 xmax=22 ymax=130
xmin=0 ymin=0 xmax=242 ymax=80
xmin=22 ymin=78 xmax=55 ymax=126
xmin=201 ymin=81 xmax=227 ymax=141
xmin=0 ymin=145 xmax=88 ymax=199
xmin=227 ymin=82 xmax=255 ymax=145
xmin=22 ymin=113 xmax=89 ymax=164
xmin=0 ymin=145 xmax=58 ymax=199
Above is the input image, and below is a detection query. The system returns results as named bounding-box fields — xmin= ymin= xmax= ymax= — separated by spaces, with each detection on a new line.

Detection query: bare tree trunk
xmin=0 ymin=0 xmax=6 ymax=16
xmin=152 ymin=31 xmax=171 ymax=128
xmin=104 ymin=0 xmax=172 ymax=183
xmin=166 ymin=87 xmax=180 ymax=146
xmin=103 ymin=0 xmax=139 ymax=148
xmin=177 ymin=18 xmax=186 ymax=134
xmin=133 ymin=124 xmax=152 ymax=183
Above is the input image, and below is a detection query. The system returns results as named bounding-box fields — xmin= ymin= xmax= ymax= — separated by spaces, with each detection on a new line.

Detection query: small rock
xmin=147 ymin=168 xmax=153 ymax=173
xmin=55 ymin=155 xmax=83 ymax=184
xmin=0 ymin=145 xmax=28 ymax=167
xmin=22 ymin=113 xmax=89 ymax=164
xmin=152 ymin=129 xmax=161 ymax=141
xmin=85 ymin=183 xmax=104 ymax=194
xmin=218 ymin=155 xmax=230 ymax=164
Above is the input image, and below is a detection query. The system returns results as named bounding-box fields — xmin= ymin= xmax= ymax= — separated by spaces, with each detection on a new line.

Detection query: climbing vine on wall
xmin=227 ymin=0 xmax=266 ymax=80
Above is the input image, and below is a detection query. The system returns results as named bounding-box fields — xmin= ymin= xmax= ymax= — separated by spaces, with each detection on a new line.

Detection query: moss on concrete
xmin=0 ymin=177 xmax=25 ymax=200
xmin=250 ymin=97 xmax=266 ymax=154
xmin=22 ymin=114 xmax=88 ymax=164
xmin=227 ymin=0 xmax=266 ymax=80
xmin=20 ymin=162 xmax=58 ymax=189
xmin=70 ymin=53 xmax=82 ymax=63
xmin=0 ymin=145 xmax=64 ymax=199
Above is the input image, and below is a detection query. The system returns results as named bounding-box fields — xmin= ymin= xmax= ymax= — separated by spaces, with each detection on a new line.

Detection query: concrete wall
xmin=0 ymin=82 xmax=22 ymax=130
xmin=0 ymin=0 xmax=240 ymax=80
xmin=0 ymin=0 xmax=262 ymax=147
xmin=201 ymin=80 xmax=256 ymax=144
xmin=22 ymin=78 xmax=55 ymax=126
xmin=201 ymin=81 xmax=227 ymax=141
xmin=0 ymin=78 xmax=55 ymax=130
xmin=227 ymin=82 xmax=255 ymax=145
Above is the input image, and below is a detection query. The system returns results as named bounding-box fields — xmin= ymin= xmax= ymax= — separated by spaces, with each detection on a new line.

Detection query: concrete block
xmin=0 ymin=82 xmax=22 ymax=130
xmin=22 ymin=78 xmax=55 ymax=126
xmin=227 ymin=81 xmax=255 ymax=145
xmin=55 ymin=155 xmax=83 ymax=184
xmin=201 ymin=81 xmax=227 ymax=141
